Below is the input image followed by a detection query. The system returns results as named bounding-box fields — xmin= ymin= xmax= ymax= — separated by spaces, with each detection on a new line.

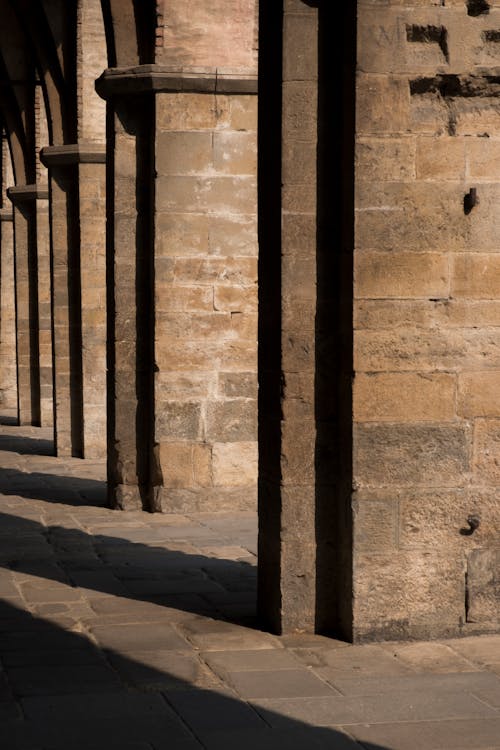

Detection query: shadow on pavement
xmin=0 ymin=436 xmax=54 ymax=457
xmin=0 ymin=469 xmax=106 ymax=506
xmin=0 ymin=509 xmax=257 ymax=626
xmin=0 ymin=597 xmax=388 ymax=750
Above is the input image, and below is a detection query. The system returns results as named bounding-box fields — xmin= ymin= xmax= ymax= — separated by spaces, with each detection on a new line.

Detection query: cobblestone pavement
xmin=0 ymin=412 xmax=499 ymax=749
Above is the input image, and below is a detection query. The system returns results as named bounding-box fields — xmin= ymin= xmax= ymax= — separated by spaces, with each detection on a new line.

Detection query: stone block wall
xmin=36 ymin=197 xmax=53 ymax=427
xmin=354 ymin=0 xmax=500 ymax=639
xmin=77 ymin=0 xmax=106 ymax=143
xmin=156 ymin=0 xmax=258 ymax=70
xmin=79 ymin=162 xmax=106 ymax=458
xmin=154 ymin=92 xmax=258 ymax=512
xmin=0 ymin=211 xmax=16 ymax=410
xmin=0 ymin=141 xmax=16 ymax=410
xmin=35 ymin=87 xmax=53 ymax=427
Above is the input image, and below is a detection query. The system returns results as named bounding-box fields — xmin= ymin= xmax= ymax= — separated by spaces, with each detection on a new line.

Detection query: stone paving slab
xmin=253 ymin=689 xmax=498 ymax=727
xmin=380 ymin=641 xmax=480 ymax=673
xmin=165 ymin=688 xmax=267 ymax=732
xmin=0 ymin=416 xmax=499 ymax=750
xmin=347 ymin=718 xmax=500 ymax=750
xmin=2 ymin=716 xmax=194 ymax=749
xmin=226 ymin=668 xmax=340 ymax=699
xmin=107 ymin=650 xmax=221 ymax=690
xmin=199 ymin=727 xmax=366 ymax=750
xmin=89 ymin=622 xmax=191 ymax=652
xmin=202 ymin=647 xmax=302 ymax=673
xmin=323 ymin=671 xmax=500 ymax=697
xmin=293 ymin=643 xmax=417 ymax=675
xmin=6 ymin=663 xmax=124 ymax=695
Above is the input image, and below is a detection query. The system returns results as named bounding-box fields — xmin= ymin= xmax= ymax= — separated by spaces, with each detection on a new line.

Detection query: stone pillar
xmin=258 ymin=1 xmax=319 ymax=635
xmin=258 ymin=2 xmax=356 ymax=636
xmin=36 ymin=196 xmax=54 ymax=427
xmin=153 ymin=75 xmax=258 ymax=513
xmin=353 ymin=1 xmax=500 ymax=641
xmin=97 ymin=67 xmax=259 ymax=513
xmin=40 ymin=144 xmax=107 ymax=459
xmin=96 ymin=73 xmax=157 ymax=510
xmin=7 ymin=185 xmax=46 ymax=426
xmin=0 ymin=208 xmax=17 ymax=410
xmin=35 ymin=80 xmax=54 ymax=428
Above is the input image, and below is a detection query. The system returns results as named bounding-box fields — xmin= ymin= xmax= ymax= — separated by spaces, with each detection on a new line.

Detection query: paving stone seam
xmin=469 ymin=691 xmax=500 ymax=713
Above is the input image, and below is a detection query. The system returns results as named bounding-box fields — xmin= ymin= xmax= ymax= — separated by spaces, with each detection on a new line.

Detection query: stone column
xmin=153 ymin=74 xmax=258 ymax=514
xmin=96 ymin=67 xmax=259 ymax=513
xmin=96 ymin=72 xmax=157 ymax=510
xmin=0 ymin=208 xmax=17 ymax=411
xmin=40 ymin=144 xmax=107 ymax=459
xmin=258 ymin=1 xmax=319 ymax=634
xmin=258 ymin=2 xmax=356 ymax=636
xmin=7 ymin=185 xmax=46 ymax=427
xmin=36 ymin=196 xmax=54 ymax=427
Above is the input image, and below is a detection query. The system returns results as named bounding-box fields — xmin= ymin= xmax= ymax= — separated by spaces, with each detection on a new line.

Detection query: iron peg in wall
xmin=460 ymin=514 xmax=481 ymax=536
xmin=464 ymin=187 xmax=478 ymax=215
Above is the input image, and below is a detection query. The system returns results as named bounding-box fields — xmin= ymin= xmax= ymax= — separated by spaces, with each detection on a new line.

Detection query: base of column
xmin=110 ymin=484 xmax=144 ymax=511
xmin=157 ymin=486 xmax=256 ymax=513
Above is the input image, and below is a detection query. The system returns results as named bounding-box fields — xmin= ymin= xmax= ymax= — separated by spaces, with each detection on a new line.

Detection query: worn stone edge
xmin=0 ymin=208 xmax=13 ymax=221
xmin=40 ymin=144 xmax=106 ymax=167
xmin=6 ymin=184 xmax=49 ymax=203
xmin=95 ymin=65 xmax=258 ymax=98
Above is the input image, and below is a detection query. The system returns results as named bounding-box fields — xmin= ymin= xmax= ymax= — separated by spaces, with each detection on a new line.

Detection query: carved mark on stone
xmin=406 ymin=25 xmax=449 ymax=63
xmin=483 ymin=29 xmax=500 ymax=42
xmin=410 ymin=74 xmax=500 ymax=135
xmin=467 ymin=0 xmax=490 ymax=16
xmin=410 ymin=74 xmax=500 ymax=98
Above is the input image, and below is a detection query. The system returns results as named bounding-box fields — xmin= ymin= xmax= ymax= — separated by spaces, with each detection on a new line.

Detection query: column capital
xmin=0 ymin=208 xmax=13 ymax=221
xmin=7 ymin=184 xmax=49 ymax=204
xmin=95 ymin=64 xmax=258 ymax=99
xmin=40 ymin=144 xmax=106 ymax=167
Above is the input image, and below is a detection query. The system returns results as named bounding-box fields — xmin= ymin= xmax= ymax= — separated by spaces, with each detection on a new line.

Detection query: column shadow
xmin=0 ymin=598 xmax=389 ymax=750
xmin=0 ymin=507 xmax=256 ymax=626
xmin=0 ymin=436 xmax=54 ymax=456
xmin=0 ymin=468 xmax=105 ymax=505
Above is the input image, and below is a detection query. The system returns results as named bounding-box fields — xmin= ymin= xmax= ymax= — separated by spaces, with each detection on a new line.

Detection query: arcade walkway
xmin=0 ymin=413 xmax=499 ymax=750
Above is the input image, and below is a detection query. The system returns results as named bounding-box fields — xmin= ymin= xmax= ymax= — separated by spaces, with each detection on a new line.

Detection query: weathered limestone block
xmin=157 ymin=0 xmax=257 ymax=70
xmin=355 ymin=298 xmax=500 ymax=331
xmin=354 ymin=424 xmax=470 ymax=488
xmin=355 ymin=328 xmax=500 ymax=372
xmin=459 ymin=371 xmax=500 ymax=417
xmin=356 ymin=137 xmax=417 ymax=181
xmin=354 ymin=372 xmax=456 ymax=422
xmin=398 ymin=488 xmax=500 ymax=550
xmin=452 ymin=254 xmax=500 ymax=299
xmin=473 ymin=419 xmax=500 ymax=485
xmin=354 ymin=550 xmax=466 ymax=641
xmin=353 ymin=498 xmax=398 ymax=552
xmin=467 ymin=548 xmax=500 ymax=624
xmin=355 ymin=251 xmax=449 ymax=299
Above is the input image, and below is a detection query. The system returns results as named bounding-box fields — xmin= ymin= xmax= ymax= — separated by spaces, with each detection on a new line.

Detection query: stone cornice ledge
xmin=95 ymin=65 xmax=258 ymax=98
xmin=40 ymin=144 xmax=106 ymax=167
xmin=7 ymin=184 xmax=49 ymax=203
xmin=0 ymin=208 xmax=13 ymax=221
